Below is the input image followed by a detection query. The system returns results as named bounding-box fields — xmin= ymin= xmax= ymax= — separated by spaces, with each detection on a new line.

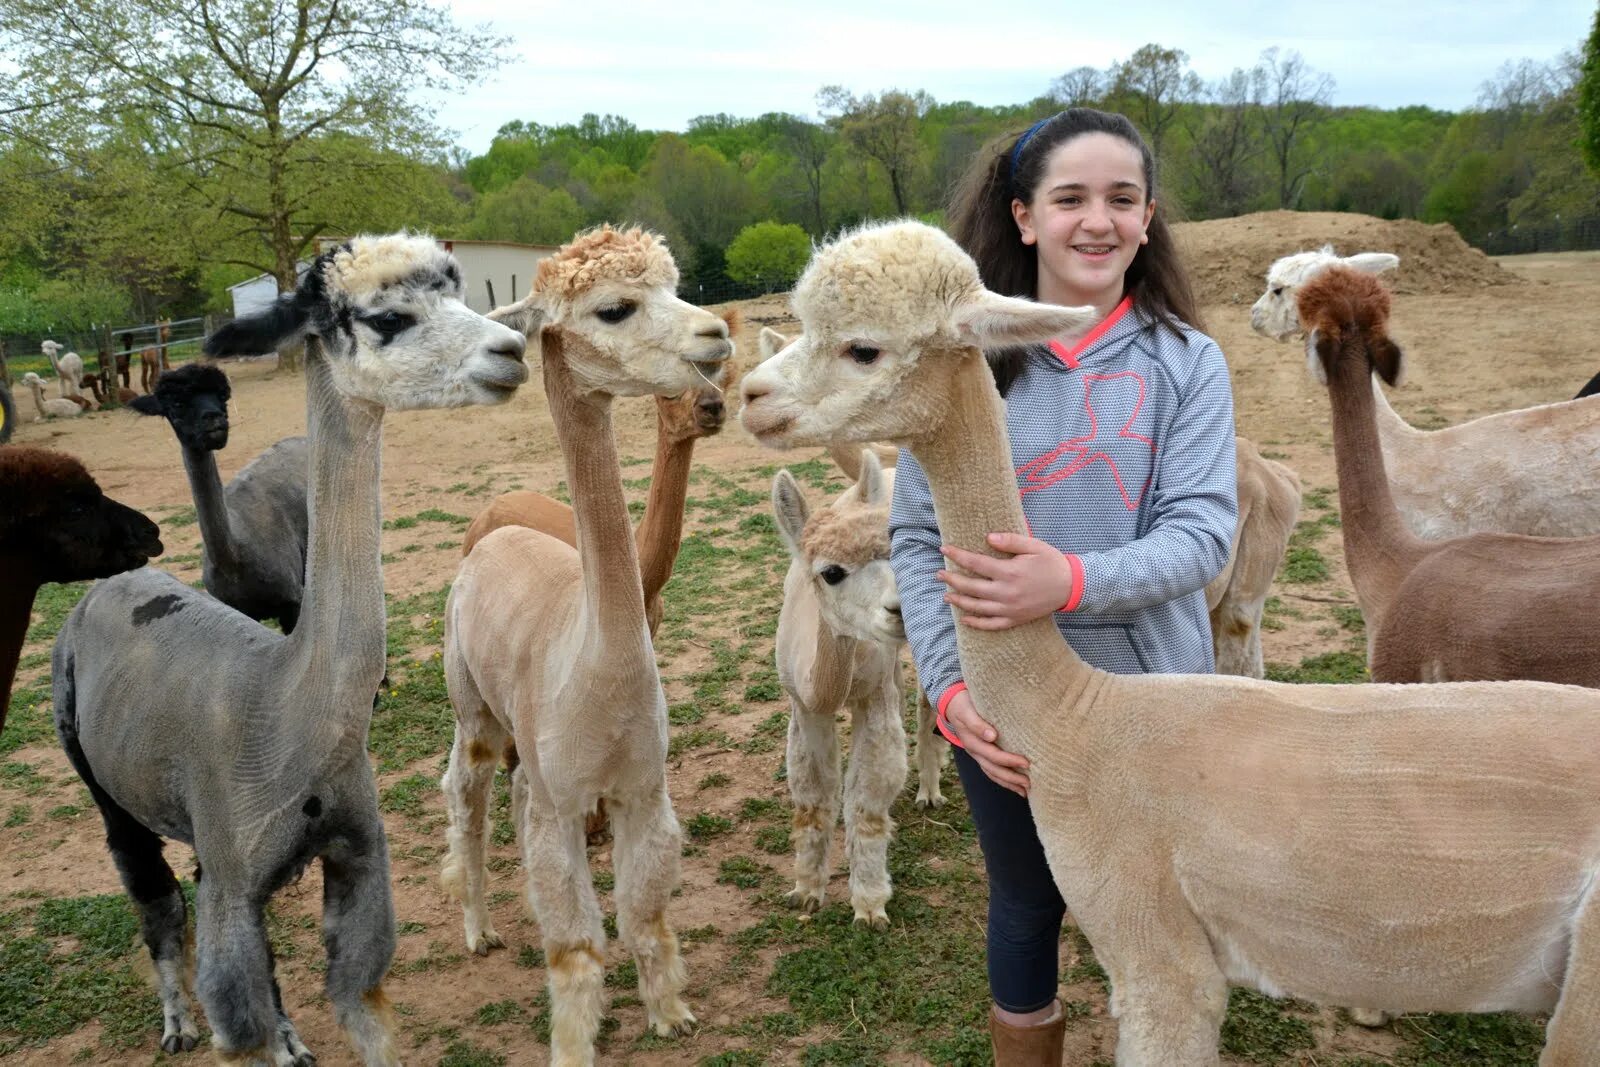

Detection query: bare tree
xmin=779 ymin=115 xmax=835 ymax=235
xmin=1259 ymin=47 xmax=1335 ymax=208
xmin=1050 ymin=66 xmax=1107 ymax=109
xmin=817 ymin=86 xmax=932 ymax=216
xmin=1184 ymin=67 xmax=1266 ymax=217
xmin=1109 ymin=44 xmax=1203 ymax=164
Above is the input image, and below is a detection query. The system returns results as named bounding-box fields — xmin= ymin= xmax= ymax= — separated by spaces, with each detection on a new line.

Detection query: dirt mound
xmin=1175 ymin=210 xmax=1520 ymax=306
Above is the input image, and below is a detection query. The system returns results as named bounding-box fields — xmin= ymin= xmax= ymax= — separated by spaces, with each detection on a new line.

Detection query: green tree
xmin=818 ymin=86 xmax=932 ymax=215
xmin=724 ymin=222 xmax=810 ymax=290
xmin=1 ymin=0 xmax=507 ymax=364
xmin=1108 ymin=44 xmax=1202 ymax=164
xmin=464 ymin=177 xmax=585 ymax=246
xmin=1580 ymin=4 xmax=1600 ymax=174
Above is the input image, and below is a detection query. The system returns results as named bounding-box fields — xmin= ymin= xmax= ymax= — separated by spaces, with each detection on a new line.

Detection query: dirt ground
xmin=4 ymin=215 xmax=1599 ymax=1065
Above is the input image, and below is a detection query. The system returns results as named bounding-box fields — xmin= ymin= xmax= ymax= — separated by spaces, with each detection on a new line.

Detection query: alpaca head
xmin=740 ymin=220 xmax=1097 ymax=449
xmin=657 ymin=311 xmax=743 ymax=442
xmin=204 ymin=233 xmax=528 ymax=410
xmin=1250 ymin=246 xmax=1400 ymax=340
xmin=1296 ymin=266 xmax=1405 ymax=389
xmin=773 ymin=448 xmax=902 ymax=643
xmin=40 ymin=341 xmax=60 ymax=359
xmin=127 ymin=363 xmax=232 ymax=451
xmin=0 ymin=446 xmax=162 ymax=580
xmin=488 ymin=226 xmax=731 ymax=399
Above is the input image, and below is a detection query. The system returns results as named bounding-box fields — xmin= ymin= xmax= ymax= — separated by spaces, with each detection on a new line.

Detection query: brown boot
xmin=989 ymin=1000 xmax=1066 ymax=1066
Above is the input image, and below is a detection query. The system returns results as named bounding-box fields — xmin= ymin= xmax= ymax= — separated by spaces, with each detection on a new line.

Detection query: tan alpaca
xmin=461 ymin=309 xmax=740 ymax=637
xmin=1252 ymin=247 xmax=1600 ymax=539
xmin=761 ymin=327 xmax=946 ymax=810
xmin=440 ymin=227 xmax=730 ymax=1067
xmin=1202 ymin=438 xmax=1301 ymax=678
xmin=741 ymin=220 xmax=1600 ymax=1065
xmin=772 ymin=448 xmax=931 ymax=930
xmin=1296 ymin=267 xmax=1600 ymax=686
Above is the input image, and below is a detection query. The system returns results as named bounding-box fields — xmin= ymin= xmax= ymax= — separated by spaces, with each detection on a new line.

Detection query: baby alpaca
xmin=773 ymin=449 xmax=913 ymax=929
xmin=22 ymin=372 xmax=84 ymax=418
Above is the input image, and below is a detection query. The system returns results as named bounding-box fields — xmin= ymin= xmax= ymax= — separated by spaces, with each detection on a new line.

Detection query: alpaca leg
xmin=611 ymin=785 xmax=695 ymax=1038
xmin=105 ymin=809 xmax=199 ymax=1052
xmin=518 ymin=771 xmax=606 ymax=1067
xmin=320 ymin=823 xmax=400 ymax=1067
xmin=439 ymin=692 xmax=510 ymax=954
xmin=265 ymin=948 xmax=315 ymax=1066
xmin=1542 ymin=877 xmax=1600 ymax=1065
xmin=784 ymin=700 xmax=841 ymax=913
xmin=913 ymin=688 xmax=946 ymax=808
xmin=843 ymin=692 xmax=908 ymax=930
xmin=193 ymin=875 xmax=280 ymax=1064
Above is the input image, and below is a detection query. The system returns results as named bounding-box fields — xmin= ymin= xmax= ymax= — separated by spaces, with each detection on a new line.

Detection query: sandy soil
xmin=5 ymin=215 xmax=1599 ymax=1065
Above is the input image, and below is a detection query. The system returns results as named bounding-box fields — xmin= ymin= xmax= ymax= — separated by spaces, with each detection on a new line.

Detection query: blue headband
xmin=1010 ymin=116 xmax=1053 ymax=175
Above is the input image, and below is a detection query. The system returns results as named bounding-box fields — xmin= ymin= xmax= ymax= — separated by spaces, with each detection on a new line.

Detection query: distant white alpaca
xmin=772 ymin=448 xmax=936 ymax=930
xmin=41 ymin=340 xmax=84 ymax=398
xmin=1251 ymin=246 xmax=1600 ymax=539
xmin=22 ymin=372 xmax=83 ymax=418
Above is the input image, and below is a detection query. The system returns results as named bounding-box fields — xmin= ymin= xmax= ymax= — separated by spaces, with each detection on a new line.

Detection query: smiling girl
xmin=888 ymin=108 xmax=1238 ymax=1062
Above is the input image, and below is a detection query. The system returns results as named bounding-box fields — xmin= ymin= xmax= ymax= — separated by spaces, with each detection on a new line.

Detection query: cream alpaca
xmin=440 ymin=227 xmax=730 ymax=1067
xmin=773 ymin=448 xmax=931 ymax=930
xmin=1202 ymin=438 xmax=1300 ymax=678
xmin=741 ymin=219 xmax=1600 ymax=1065
xmin=41 ymin=340 xmax=84 ymax=397
xmin=1252 ymin=246 xmax=1600 ymax=539
xmin=22 ymin=372 xmax=83 ymax=418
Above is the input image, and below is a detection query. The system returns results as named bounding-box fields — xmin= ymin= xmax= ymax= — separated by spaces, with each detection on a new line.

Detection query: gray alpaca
xmin=52 ymin=234 xmax=527 ymax=1066
xmin=130 ymin=363 xmax=310 ymax=631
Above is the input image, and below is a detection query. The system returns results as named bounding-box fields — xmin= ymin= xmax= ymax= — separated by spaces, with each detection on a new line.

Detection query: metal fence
xmin=1474 ymin=216 xmax=1600 ymax=256
xmin=0 ymin=315 xmax=211 ymax=387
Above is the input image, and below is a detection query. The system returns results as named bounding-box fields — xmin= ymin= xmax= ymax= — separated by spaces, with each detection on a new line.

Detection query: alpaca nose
xmin=698 ymin=395 xmax=724 ymax=420
xmin=492 ymin=334 xmax=527 ymax=363
xmin=741 ymin=378 xmax=770 ymax=406
xmin=700 ymin=317 xmax=730 ymax=340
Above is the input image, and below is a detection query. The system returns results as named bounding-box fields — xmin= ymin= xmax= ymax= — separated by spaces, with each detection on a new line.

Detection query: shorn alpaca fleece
xmin=889 ymin=297 xmax=1237 ymax=728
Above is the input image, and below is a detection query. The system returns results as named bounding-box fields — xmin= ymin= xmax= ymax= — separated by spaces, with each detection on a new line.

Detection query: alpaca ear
xmin=489 ymin=295 xmax=545 ymax=339
xmin=953 ymin=290 xmax=1100 ymax=349
xmin=206 ymin=294 xmax=311 ymax=358
xmin=1343 ymin=253 xmax=1399 ymax=276
xmin=771 ymin=470 xmax=810 ymax=558
xmin=127 ymin=394 xmax=164 ymax=416
xmin=856 ymin=448 xmax=886 ymax=506
xmin=1370 ymin=335 xmax=1405 ymax=387
xmin=758 ymin=326 xmax=790 ymax=361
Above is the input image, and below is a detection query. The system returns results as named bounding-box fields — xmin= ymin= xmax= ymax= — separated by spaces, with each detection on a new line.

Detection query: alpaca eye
xmin=369 ymin=311 xmax=412 ymax=334
xmin=1271 ymin=287 xmax=1284 ymax=297
xmin=847 ymin=344 xmax=880 ymax=365
xmin=819 ymin=564 xmax=848 ymax=585
xmin=596 ymin=302 xmax=636 ymax=324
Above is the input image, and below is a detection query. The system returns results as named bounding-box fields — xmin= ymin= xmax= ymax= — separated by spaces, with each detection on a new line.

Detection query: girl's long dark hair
xmin=948 ymin=107 xmax=1200 ymax=395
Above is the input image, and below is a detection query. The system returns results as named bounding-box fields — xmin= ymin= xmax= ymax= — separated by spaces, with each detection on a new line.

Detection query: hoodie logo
xmin=1016 ymin=372 xmax=1154 ymax=510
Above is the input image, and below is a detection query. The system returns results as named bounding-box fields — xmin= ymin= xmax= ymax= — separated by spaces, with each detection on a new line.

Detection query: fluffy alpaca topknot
xmin=800 ymin=503 xmax=891 ymax=568
xmin=0 ymin=446 xmax=94 ymax=537
xmin=533 ymin=226 xmax=678 ymax=303
xmin=325 ymin=233 xmax=459 ymax=302
xmin=792 ymin=220 xmax=982 ymax=340
xmin=1296 ymin=266 xmax=1392 ymax=345
xmin=152 ymin=362 xmax=232 ymax=404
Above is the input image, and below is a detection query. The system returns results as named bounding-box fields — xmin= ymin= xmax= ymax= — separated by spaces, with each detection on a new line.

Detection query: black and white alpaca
xmin=53 ymin=234 xmax=527 ymax=1066
xmin=130 ymin=364 xmax=311 ymax=631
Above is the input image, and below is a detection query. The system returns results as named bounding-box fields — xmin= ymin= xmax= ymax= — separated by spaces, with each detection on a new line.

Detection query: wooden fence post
xmin=485 ymin=278 xmax=496 ymax=310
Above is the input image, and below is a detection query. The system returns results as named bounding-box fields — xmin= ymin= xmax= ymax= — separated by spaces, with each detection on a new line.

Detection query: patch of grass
xmin=1392 ymin=1011 xmax=1545 ymax=1064
xmin=162 ymin=506 xmax=198 ymax=528
xmin=1 ymin=761 xmax=51 ymax=796
xmin=667 ymin=701 xmax=705 ymax=726
xmin=741 ymin=711 xmax=788 ymax=754
xmin=370 ymin=657 xmax=454 ymax=773
xmin=1219 ymin=989 xmax=1317 ymax=1062
xmin=755 ymin=825 xmax=790 ymax=855
xmin=379 ymin=773 xmax=436 ymax=817
xmin=1266 ymin=651 xmax=1368 ymax=684
xmin=685 ymin=813 xmax=734 ymax=841
xmin=4 ymin=805 xmax=29 ymax=828
xmin=697 ymin=772 xmax=731 ymax=791
xmin=1278 ymin=545 xmax=1330 ymax=584
xmin=24 ymin=582 xmax=91 ymax=645
xmin=439 ymin=1039 xmax=507 ymax=1067
xmin=415 ymin=508 xmax=470 ymax=525
xmin=1301 ymin=486 xmax=1335 ymax=511
xmin=667 ymin=729 xmax=731 ymax=759
xmin=1332 ymin=604 xmax=1366 ymax=634
xmin=515 ymin=945 xmax=545 ymax=969
xmin=739 ymin=796 xmax=783 ymax=822
xmin=2 ymin=683 xmax=55 ymax=758
xmin=742 ymin=666 xmax=782 ymax=702
xmin=473 ymin=1000 xmax=526 ymax=1026
xmin=717 ymin=856 xmax=769 ymax=889
xmin=159 ymin=551 xmax=202 ymax=566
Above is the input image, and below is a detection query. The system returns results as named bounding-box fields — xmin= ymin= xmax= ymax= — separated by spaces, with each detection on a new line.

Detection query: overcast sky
xmin=434 ymin=0 xmax=1597 ymax=155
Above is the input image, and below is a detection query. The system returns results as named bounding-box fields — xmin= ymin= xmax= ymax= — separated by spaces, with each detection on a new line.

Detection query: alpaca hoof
xmin=784 ymin=888 xmax=822 ymax=914
xmin=649 ymin=1003 xmax=697 ymax=1037
xmin=914 ymin=790 xmax=945 ymax=809
xmin=162 ymin=1033 xmax=198 ymax=1053
xmin=1347 ymin=1007 xmax=1391 ymax=1028
xmin=469 ymin=929 xmax=504 ymax=955
xmin=852 ymin=908 xmax=889 ymax=931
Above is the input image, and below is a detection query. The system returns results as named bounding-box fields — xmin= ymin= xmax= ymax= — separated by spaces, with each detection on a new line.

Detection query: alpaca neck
xmin=634 ymin=415 xmax=696 ymax=606
xmin=545 ymin=335 xmax=650 ymax=638
xmin=181 ymin=445 xmax=239 ymax=569
xmin=284 ymin=347 xmax=387 ymax=712
xmin=1371 ymin=379 xmax=1422 ymax=441
xmin=806 ymin=592 xmax=857 ymax=712
xmin=45 ymin=352 xmax=64 ymax=395
xmin=25 ymin=379 xmax=44 ymax=417
xmin=1325 ymin=349 xmax=1427 ymax=627
xmin=0 ymin=570 xmax=39 ymax=733
xmin=906 ymin=352 xmax=1098 ymax=756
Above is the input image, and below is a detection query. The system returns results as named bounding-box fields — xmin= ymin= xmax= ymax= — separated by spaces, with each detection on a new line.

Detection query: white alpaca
xmin=41 ymin=340 xmax=84 ymax=398
xmin=741 ymin=219 xmax=1600 ymax=1065
xmin=1251 ymin=246 xmax=1600 ymax=539
xmin=440 ymin=227 xmax=729 ymax=1067
xmin=772 ymin=447 xmax=937 ymax=931
xmin=22 ymin=372 xmax=83 ymax=418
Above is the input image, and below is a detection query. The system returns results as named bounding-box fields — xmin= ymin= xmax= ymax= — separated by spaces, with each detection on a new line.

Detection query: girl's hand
xmin=938 ymin=533 xmax=1074 ymax=630
xmin=943 ymin=689 xmax=1030 ymax=796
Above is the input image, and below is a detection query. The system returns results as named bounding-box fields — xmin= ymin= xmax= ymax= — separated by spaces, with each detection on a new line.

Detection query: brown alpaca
xmin=1300 ymin=266 xmax=1600 ymax=685
xmin=460 ymin=309 xmax=741 ymax=638
xmin=0 ymin=446 xmax=162 ymax=734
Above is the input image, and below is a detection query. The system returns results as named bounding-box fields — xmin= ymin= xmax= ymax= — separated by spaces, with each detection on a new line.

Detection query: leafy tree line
xmin=2 ymin=7 xmax=1598 ymax=338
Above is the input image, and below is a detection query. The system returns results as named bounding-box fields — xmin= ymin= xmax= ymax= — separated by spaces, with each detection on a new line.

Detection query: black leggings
xmin=954 ymin=746 xmax=1066 ymax=1014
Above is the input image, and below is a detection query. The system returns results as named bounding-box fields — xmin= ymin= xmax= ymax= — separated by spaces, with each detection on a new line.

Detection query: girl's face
xmin=1012 ymin=132 xmax=1156 ymax=313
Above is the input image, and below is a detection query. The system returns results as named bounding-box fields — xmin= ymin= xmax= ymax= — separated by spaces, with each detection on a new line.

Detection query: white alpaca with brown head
xmin=440 ymin=226 xmax=729 ymax=1067
xmin=742 ymin=219 xmax=1600 ymax=1064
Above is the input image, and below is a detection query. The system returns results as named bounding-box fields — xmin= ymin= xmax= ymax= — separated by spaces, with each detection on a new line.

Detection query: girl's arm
xmin=889 ymin=450 xmax=966 ymax=719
